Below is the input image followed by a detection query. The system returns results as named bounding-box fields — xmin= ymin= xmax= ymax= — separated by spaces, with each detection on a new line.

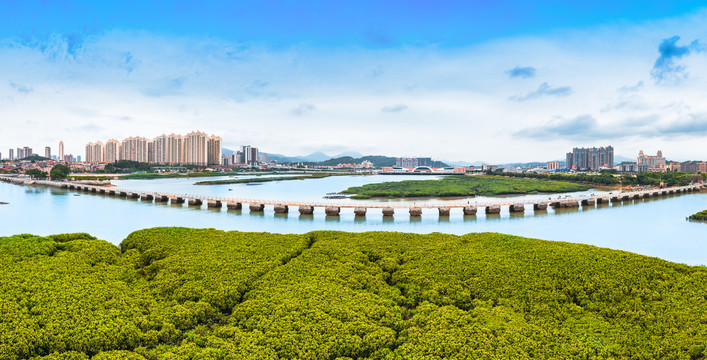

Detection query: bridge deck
xmin=1 ymin=175 xmax=702 ymax=210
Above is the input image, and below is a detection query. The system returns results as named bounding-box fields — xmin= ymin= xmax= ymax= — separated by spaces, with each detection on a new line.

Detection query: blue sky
xmin=1 ymin=1 xmax=707 ymax=162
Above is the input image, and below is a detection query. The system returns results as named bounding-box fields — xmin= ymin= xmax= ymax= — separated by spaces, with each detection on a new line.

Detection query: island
xmin=689 ymin=210 xmax=707 ymax=221
xmin=0 ymin=228 xmax=704 ymax=359
xmin=342 ymin=174 xmax=591 ymax=199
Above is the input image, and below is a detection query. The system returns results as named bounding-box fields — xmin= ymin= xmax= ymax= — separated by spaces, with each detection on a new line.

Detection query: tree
xmin=50 ymin=164 xmax=71 ymax=180
xmin=104 ymin=163 xmax=114 ymax=173
xmin=25 ymin=169 xmax=48 ymax=179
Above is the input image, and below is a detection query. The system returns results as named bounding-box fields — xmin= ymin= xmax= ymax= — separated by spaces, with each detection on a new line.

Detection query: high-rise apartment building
xmin=45 ymin=147 xmax=51 ymax=159
xmin=104 ymin=139 xmax=120 ymax=163
xmin=152 ymin=134 xmax=169 ymax=164
xmin=183 ymin=131 xmax=208 ymax=166
xmin=120 ymin=137 xmax=149 ymax=162
xmin=167 ymin=134 xmax=183 ymax=164
xmin=637 ymin=150 xmax=666 ymax=172
xmin=87 ymin=131 xmax=223 ymax=166
xmin=566 ymin=146 xmax=614 ymax=170
xmin=547 ymin=161 xmax=561 ymax=170
xmin=396 ymin=157 xmax=418 ymax=168
xmin=207 ymin=135 xmax=222 ymax=165
xmin=85 ymin=142 xmax=104 ymax=164
xmin=59 ymin=141 xmax=64 ymax=162
xmin=8 ymin=149 xmax=14 ymax=161
xmin=239 ymin=145 xmax=259 ymax=165
xmin=23 ymin=147 xmax=32 ymax=158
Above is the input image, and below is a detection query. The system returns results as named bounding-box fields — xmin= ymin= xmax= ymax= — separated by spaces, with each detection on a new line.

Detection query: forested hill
xmin=1 ymin=228 xmax=706 ymax=359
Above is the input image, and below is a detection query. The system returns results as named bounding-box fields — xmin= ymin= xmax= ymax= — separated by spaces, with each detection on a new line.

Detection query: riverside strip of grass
xmin=342 ymin=174 xmax=591 ymax=199
xmin=689 ymin=210 xmax=707 ymax=221
xmin=1 ymin=228 xmax=706 ymax=359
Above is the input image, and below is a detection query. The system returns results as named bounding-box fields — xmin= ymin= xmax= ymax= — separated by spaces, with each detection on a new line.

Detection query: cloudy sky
xmin=1 ymin=1 xmax=707 ymax=163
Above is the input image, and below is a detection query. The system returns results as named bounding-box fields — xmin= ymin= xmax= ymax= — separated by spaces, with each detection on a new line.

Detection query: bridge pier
xmin=249 ymin=204 xmax=265 ymax=212
xmin=208 ymin=200 xmax=222 ymax=209
xmin=142 ymin=194 xmax=154 ymax=201
xmin=299 ymin=206 xmax=314 ymax=215
xmin=98 ymin=189 xmax=106 ymax=194
xmin=274 ymin=204 xmax=288 ymax=213
xmin=581 ymin=199 xmax=595 ymax=207
xmin=188 ymin=198 xmax=203 ymax=206
xmin=119 ymin=191 xmax=128 ymax=197
xmin=563 ymin=200 xmax=579 ymax=208
xmin=533 ymin=203 xmax=548 ymax=211
xmin=354 ymin=207 xmax=367 ymax=217
xmin=438 ymin=207 xmax=450 ymax=216
xmin=486 ymin=205 xmax=501 ymax=214
xmin=156 ymin=195 xmax=169 ymax=202
xmin=509 ymin=204 xmax=525 ymax=213
xmin=382 ymin=207 xmax=395 ymax=217
xmin=325 ymin=206 xmax=340 ymax=216
xmin=632 ymin=194 xmax=639 ymax=199
xmin=409 ymin=207 xmax=422 ymax=217
xmin=90 ymin=188 xmax=97 ymax=193
xmin=130 ymin=193 xmax=140 ymax=199
xmin=108 ymin=190 xmax=116 ymax=196
xmin=227 ymin=202 xmax=242 ymax=210
xmin=463 ymin=206 xmax=477 ymax=215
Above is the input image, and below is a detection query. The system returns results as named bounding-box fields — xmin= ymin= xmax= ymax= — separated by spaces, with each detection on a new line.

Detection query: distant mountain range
xmin=222 ymin=148 xmax=364 ymax=163
xmin=222 ymin=148 xmax=634 ymax=167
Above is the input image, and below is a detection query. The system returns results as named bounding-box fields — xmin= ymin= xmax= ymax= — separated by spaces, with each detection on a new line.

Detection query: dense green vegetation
xmin=502 ymin=171 xmax=706 ymax=187
xmin=49 ymin=164 xmax=70 ymax=180
xmin=623 ymin=172 xmax=706 ymax=187
xmin=1 ymin=228 xmax=706 ymax=359
xmin=25 ymin=169 xmax=48 ymax=179
xmin=689 ymin=210 xmax=707 ymax=221
xmin=342 ymin=175 xmax=590 ymax=199
xmin=19 ymin=155 xmax=51 ymax=162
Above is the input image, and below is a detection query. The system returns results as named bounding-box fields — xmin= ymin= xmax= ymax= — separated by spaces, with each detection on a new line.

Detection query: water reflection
xmin=2 ymin=180 xmax=707 ymax=265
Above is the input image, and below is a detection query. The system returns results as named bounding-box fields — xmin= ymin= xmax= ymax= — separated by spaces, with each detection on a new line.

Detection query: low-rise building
xmin=547 ymin=161 xmax=561 ymax=170
xmin=637 ymin=150 xmax=666 ymax=172
xmin=682 ymin=161 xmax=707 ymax=174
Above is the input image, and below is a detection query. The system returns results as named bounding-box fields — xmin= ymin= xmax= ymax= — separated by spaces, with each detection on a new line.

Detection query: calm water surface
xmin=1 ymin=175 xmax=706 ymax=265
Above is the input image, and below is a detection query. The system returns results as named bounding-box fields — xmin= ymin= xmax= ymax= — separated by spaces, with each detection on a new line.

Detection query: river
xmin=1 ymin=175 xmax=706 ymax=265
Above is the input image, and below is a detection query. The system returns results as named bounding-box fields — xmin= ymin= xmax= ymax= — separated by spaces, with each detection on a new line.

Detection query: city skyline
xmin=1 ymin=2 xmax=707 ymax=162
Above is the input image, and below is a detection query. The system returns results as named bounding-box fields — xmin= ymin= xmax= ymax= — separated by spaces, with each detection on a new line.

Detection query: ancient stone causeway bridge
xmin=1 ymin=175 xmax=704 ymax=217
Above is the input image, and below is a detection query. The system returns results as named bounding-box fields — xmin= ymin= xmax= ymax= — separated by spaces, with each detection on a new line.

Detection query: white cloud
xmin=1 ymin=10 xmax=707 ymax=162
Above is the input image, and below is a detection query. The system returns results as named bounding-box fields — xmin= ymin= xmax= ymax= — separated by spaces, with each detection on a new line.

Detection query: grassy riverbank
xmin=342 ymin=174 xmax=591 ymax=199
xmin=689 ymin=210 xmax=707 ymax=221
xmin=2 ymin=228 xmax=706 ymax=359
